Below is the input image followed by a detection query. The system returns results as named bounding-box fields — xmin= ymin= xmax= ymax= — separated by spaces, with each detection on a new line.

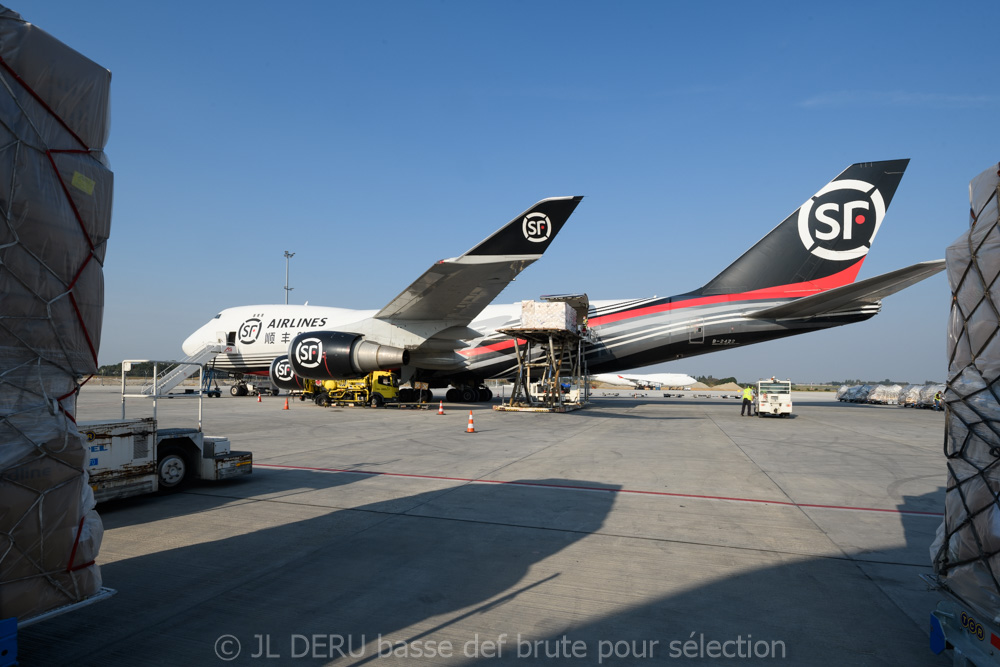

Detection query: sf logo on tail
xmin=522 ymin=213 xmax=552 ymax=243
xmin=295 ymin=338 xmax=323 ymax=368
xmin=798 ymin=179 xmax=886 ymax=261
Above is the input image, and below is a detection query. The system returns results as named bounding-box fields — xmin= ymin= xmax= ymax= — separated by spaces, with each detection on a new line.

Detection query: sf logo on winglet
xmin=295 ymin=338 xmax=322 ymax=369
xmin=238 ymin=318 xmax=262 ymax=344
xmin=797 ymin=179 xmax=885 ymax=261
xmin=274 ymin=358 xmax=294 ymax=381
xmin=522 ymin=213 xmax=552 ymax=243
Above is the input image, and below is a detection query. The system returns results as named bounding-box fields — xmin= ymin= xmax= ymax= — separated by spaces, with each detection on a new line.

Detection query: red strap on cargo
xmin=65 ymin=514 xmax=95 ymax=573
xmin=0 ymin=54 xmax=102 ymax=367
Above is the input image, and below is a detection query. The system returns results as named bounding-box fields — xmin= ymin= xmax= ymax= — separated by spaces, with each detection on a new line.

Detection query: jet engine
xmin=288 ymin=331 xmax=409 ymax=379
xmin=269 ymin=355 xmax=307 ymax=391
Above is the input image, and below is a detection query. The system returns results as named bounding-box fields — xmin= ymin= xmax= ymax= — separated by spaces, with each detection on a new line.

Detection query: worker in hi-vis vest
xmin=741 ymin=385 xmax=754 ymax=417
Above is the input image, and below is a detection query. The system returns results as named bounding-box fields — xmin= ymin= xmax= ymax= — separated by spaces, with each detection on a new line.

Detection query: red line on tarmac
xmin=255 ymin=463 xmax=943 ymax=517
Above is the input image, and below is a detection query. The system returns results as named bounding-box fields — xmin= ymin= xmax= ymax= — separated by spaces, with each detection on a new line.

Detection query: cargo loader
xmin=84 ymin=360 xmax=252 ymax=502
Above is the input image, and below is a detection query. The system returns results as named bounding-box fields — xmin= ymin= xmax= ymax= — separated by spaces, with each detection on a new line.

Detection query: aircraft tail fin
xmin=693 ymin=160 xmax=909 ymax=297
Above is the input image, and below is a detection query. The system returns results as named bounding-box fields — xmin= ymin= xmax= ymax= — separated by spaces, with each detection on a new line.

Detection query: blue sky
xmin=21 ymin=1 xmax=999 ymax=383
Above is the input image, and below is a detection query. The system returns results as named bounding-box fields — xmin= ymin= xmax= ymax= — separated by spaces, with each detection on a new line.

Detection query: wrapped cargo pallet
xmin=846 ymin=384 xmax=872 ymax=402
xmin=836 ymin=385 xmax=849 ymax=401
xmin=919 ymin=383 xmax=946 ymax=409
xmin=0 ymin=7 xmax=110 ymax=620
xmin=900 ymin=384 xmax=921 ymax=407
xmin=869 ymin=384 xmax=903 ymax=405
xmin=519 ymin=300 xmax=578 ymax=332
xmin=932 ymin=162 xmax=1000 ymax=620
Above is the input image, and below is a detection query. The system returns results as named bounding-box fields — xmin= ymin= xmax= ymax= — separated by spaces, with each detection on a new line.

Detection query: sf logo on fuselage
xmin=274 ymin=358 xmax=294 ymax=382
xmin=797 ymin=179 xmax=885 ymax=261
xmin=295 ymin=337 xmax=322 ymax=369
xmin=522 ymin=213 xmax=552 ymax=243
xmin=238 ymin=318 xmax=262 ymax=345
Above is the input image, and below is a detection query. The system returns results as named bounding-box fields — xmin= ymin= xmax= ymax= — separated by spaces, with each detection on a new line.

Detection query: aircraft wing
xmin=751 ymin=259 xmax=945 ymax=320
xmin=375 ymin=196 xmax=582 ymax=324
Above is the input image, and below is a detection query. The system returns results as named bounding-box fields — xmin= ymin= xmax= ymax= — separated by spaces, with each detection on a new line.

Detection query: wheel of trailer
xmin=370 ymin=393 xmax=384 ymax=408
xmin=460 ymin=387 xmax=477 ymax=402
xmin=446 ymin=388 xmax=460 ymax=402
xmin=157 ymin=445 xmax=189 ymax=492
xmin=230 ymin=385 xmax=241 ymax=397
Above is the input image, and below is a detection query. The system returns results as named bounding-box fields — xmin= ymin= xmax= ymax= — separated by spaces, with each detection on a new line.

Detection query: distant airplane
xmin=592 ymin=373 xmax=696 ymax=389
xmin=183 ymin=159 xmax=944 ymax=402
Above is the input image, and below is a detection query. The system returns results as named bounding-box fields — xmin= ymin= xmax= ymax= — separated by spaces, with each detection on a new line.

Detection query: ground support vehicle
xmin=756 ymin=378 xmax=792 ymax=417
xmin=230 ymin=377 xmax=279 ymax=397
xmin=923 ymin=574 xmax=1000 ymax=666
xmin=84 ymin=360 xmax=252 ymax=502
xmin=313 ymin=370 xmax=400 ymax=408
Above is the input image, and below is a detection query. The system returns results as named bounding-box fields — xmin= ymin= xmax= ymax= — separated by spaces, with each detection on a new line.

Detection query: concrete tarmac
xmin=20 ymin=388 xmax=949 ymax=665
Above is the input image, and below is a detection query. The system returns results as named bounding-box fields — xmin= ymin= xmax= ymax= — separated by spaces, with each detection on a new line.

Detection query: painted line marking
xmin=255 ymin=463 xmax=942 ymax=517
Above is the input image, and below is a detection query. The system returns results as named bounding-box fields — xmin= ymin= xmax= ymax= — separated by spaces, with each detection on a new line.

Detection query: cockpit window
xmin=213 ymin=314 xmax=221 ymax=319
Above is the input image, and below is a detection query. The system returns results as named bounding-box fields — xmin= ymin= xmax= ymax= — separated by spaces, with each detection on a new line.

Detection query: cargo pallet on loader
xmin=923 ymin=573 xmax=1000 ymax=666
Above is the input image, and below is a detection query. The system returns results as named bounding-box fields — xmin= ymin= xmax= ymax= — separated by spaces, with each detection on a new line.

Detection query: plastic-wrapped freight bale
xmin=869 ymin=384 xmax=902 ymax=405
xmin=0 ymin=7 xmax=110 ymax=620
xmin=519 ymin=301 xmax=578 ymax=332
xmin=932 ymin=162 xmax=1000 ymax=619
xmin=900 ymin=384 xmax=920 ymax=407
xmin=919 ymin=383 xmax=946 ymax=409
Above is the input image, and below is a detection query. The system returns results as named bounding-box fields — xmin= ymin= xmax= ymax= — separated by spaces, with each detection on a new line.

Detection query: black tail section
xmin=465 ymin=196 xmax=583 ymax=258
xmin=694 ymin=160 xmax=909 ymax=296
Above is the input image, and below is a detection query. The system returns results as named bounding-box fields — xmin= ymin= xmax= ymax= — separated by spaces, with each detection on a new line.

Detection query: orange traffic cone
xmin=466 ymin=410 xmax=476 ymax=433
xmin=257 ymin=394 xmax=262 ymax=403
xmin=438 ymin=401 xmax=445 ymax=415
xmin=283 ymin=397 xmax=289 ymax=410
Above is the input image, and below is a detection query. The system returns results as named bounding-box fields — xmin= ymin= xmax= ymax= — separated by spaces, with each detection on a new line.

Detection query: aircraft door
xmin=688 ymin=318 xmax=705 ymax=344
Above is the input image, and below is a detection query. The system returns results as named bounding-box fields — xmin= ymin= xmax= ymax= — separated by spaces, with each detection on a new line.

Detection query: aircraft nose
xmin=181 ymin=326 xmax=206 ymax=357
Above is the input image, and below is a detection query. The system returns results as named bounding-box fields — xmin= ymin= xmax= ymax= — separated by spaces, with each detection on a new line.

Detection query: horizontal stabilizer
xmin=751 ymin=259 xmax=945 ymax=320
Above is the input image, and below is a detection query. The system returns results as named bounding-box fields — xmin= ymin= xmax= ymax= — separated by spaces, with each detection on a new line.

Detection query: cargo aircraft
xmin=592 ymin=373 xmax=698 ymax=389
xmin=183 ymin=159 xmax=944 ymax=402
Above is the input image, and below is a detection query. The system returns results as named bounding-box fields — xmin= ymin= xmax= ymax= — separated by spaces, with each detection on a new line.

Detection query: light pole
xmin=284 ymin=250 xmax=295 ymax=304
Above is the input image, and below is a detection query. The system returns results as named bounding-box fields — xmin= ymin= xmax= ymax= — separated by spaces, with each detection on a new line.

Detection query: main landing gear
xmin=445 ymin=385 xmax=493 ymax=403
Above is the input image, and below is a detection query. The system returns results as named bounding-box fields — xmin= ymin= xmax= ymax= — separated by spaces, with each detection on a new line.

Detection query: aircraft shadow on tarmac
xmin=518 ymin=489 xmax=949 ymax=666
xmin=21 ymin=461 xmax=949 ymax=666
xmin=21 ymin=471 xmax=622 ymax=664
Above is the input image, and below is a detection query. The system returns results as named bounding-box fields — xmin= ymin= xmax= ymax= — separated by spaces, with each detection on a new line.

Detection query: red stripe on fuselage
xmin=459 ymin=260 xmax=864 ymax=357
xmin=588 ymin=260 xmax=864 ymax=327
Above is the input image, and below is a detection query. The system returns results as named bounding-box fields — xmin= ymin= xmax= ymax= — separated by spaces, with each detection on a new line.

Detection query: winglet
xmin=462 ymin=196 xmax=583 ymax=258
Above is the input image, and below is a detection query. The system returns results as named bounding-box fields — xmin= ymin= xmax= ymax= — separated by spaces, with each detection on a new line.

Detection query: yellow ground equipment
xmin=308 ymin=371 xmax=399 ymax=407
